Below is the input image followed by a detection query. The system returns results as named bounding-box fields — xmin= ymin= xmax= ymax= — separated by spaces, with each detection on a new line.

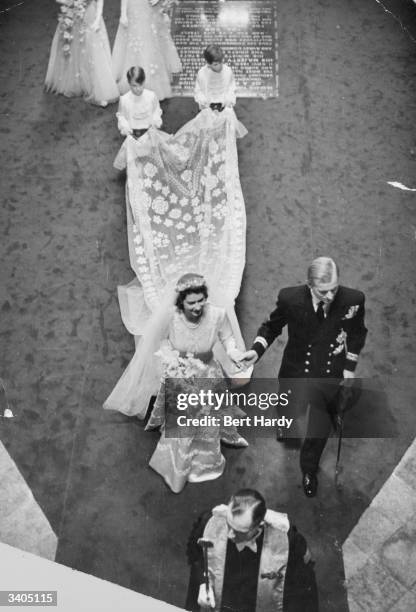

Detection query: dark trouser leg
xmin=278 ymin=378 xmax=309 ymax=438
xmin=300 ymin=381 xmax=339 ymax=474
xmin=301 ymin=437 xmax=328 ymax=475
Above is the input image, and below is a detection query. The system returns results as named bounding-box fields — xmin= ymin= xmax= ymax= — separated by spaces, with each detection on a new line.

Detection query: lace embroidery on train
xmin=116 ymin=109 xmax=247 ymax=312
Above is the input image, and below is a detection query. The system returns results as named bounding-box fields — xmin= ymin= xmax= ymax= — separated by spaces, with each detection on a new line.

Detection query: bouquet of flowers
xmin=155 ymin=345 xmax=216 ymax=379
xmin=56 ymin=0 xmax=88 ymax=56
xmin=156 ymin=346 xmax=222 ymax=423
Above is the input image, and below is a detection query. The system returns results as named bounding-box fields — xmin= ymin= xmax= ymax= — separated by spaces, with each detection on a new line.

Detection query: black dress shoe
xmin=302 ymin=473 xmax=318 ymax=498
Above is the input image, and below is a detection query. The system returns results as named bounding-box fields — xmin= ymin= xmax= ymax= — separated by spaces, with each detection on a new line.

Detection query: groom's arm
xmin=252 ymin=290 xmax=288 ymax=360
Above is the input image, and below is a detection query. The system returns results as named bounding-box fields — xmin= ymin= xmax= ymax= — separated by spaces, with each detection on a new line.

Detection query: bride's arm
xmin=156 ymin=338 xmax=178 ymax=361
xmin=218 ymin=312 xmax=245 ymax=363
xmin=159 ymin=338 xmax=174 ymax=352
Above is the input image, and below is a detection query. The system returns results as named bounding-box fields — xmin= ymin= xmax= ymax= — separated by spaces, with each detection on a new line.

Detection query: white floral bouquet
xmin=156 ymin=345 xmax=223 ymax=422
xmin=155 ymin=345 xmax=215 ymax=379
xmin=56 ymin=0 xmax=88 ymax=56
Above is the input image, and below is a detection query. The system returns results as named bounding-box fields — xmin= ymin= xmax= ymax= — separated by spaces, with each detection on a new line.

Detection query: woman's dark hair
xmin=175 ymin=284 xmax=208 ymax=311
xmin=203 ymin=44 xmax=224 ymax=64
xmin=127 ymin=66 xmax=145 ymax=85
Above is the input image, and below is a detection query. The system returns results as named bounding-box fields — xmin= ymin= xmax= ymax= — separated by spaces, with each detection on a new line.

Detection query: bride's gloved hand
xmin=227 ymin=347 xmax=245 ymax=366
xmin=239 ymin=350 xmax=258 ymax=367
xmin=119 ymin=14 xmax=128 ymax=27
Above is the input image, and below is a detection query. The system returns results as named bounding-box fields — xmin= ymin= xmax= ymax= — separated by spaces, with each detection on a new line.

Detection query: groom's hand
xmin=240 ymin=350 xmax=258 ymax=367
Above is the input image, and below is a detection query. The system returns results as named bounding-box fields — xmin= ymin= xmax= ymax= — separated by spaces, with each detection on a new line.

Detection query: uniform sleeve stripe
xmin=254 ymin=336 xmax=268 ymax=350
xmin=346 ymin=352 xmax=358 ymax=362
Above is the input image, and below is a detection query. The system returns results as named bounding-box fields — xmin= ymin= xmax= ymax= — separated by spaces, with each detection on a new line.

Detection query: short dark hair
xmin=127 ymin=66 xmax=145 ymax=85
xmin=229 ymin=489 xmax=266 ymax=526
xmin=203 ymin=44 xmax=224 ymax=64
xmin=175 ymin=284 xmax=208 ymax=311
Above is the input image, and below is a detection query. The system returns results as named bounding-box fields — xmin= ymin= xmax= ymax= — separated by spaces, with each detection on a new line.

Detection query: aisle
xmin=0 ymin=1 xmax=415 ymax=611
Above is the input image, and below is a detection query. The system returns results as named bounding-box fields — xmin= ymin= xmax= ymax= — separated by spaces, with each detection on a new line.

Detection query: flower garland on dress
xmin=56 ymin=0 xmax=89 ymax=56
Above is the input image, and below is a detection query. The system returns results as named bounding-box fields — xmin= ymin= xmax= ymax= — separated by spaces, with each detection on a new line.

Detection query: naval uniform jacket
xmin=252 ymin=285 xmax=367 ymax=379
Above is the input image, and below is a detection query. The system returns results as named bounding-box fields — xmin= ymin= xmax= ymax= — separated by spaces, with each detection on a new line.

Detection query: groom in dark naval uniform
xmin=242 ymin=257 xmax=368 ymax=497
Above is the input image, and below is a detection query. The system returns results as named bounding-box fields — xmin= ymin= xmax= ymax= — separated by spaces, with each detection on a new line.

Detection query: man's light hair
xmin=307 ymin=257 xmax=339 ymax=286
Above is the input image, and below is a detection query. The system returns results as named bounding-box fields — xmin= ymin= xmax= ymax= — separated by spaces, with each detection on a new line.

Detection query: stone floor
xmin=0 ymin=441 xmax=57 ymax=560
xmin=343 ymin=439 xmax=416 ymax=612
xmin=0 ymin=1 xmax=416 ymax=611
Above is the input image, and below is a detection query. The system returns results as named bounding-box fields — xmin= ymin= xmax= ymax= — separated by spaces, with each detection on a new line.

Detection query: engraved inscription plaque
xmin=171 ymin=0 xmax=278 ymax=98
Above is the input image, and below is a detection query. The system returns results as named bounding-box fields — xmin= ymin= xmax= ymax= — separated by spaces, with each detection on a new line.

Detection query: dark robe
xmin=185 ymin=511 xmax=319 ymax=612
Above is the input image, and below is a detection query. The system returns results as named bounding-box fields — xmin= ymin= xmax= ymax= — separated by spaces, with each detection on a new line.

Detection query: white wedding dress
xmin=146 ymin=304 xmax=247 ymax=493
xmin=104 ymin=107 xmax=250 ymax=442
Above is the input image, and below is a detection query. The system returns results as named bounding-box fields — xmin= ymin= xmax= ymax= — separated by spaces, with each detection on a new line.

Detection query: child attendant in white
xmin=116 ymin=66 xmax=162 ymax=138
xmin=194 ymin=45 xmax=236 ymax=111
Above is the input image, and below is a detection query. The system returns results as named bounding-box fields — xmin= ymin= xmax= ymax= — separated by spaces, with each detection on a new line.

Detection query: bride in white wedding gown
xmin=144 ymin=273 xmax=248 ymax=493
xmin=104 ymin=103 xmax=250 ymax=438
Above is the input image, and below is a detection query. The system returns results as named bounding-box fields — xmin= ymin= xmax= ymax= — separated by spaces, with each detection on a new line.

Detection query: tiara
xmin=175 ymin=276 xmax=207 ymax=292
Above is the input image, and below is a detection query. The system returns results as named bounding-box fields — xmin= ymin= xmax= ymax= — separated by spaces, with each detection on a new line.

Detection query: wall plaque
xmin=171 ymin=0 xmax=278 ymax=98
